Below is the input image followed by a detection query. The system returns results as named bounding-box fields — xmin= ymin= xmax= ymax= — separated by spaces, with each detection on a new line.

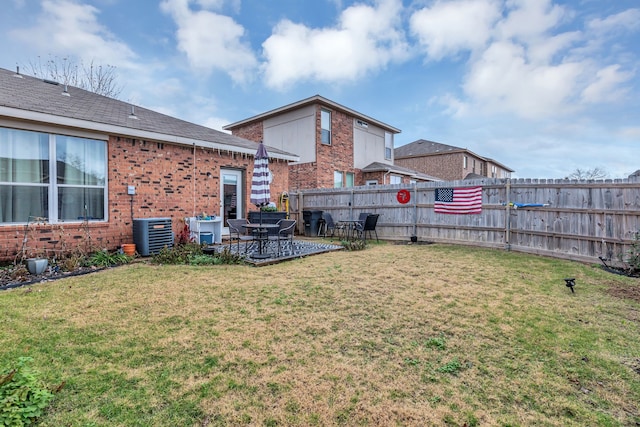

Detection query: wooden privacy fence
xmin=289 ymin=177 xmax=640 ymax=265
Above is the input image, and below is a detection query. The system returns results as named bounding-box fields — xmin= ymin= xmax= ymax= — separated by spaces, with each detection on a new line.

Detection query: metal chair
xmin=319 ymin=212 xmax=344 ymax=238
xmin=354 ymin=214 xmax=379 ymax=242
xmin=227 ymin=218 xmax=255 ymax=254
xmin=269 ymin=219 xmax=296 ymax=256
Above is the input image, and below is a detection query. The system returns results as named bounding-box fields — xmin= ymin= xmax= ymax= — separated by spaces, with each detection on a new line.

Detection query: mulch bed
xmin=0 ymin=265 xmax=108 ymax=291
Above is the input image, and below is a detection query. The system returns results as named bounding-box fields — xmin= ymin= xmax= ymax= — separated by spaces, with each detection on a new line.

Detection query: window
xmin=389 ymin=175 xmax=402 ymax=185
xmin=463 ymin=156 xmax=468 ymax=169
xmin=366 ymin=180 xmax=378 ymax=186
xmin=321 ymin=109 xmax=331 ymax=145
xmin=345 ymin=172 xmax=355 ymax=187
xmin=385 ymin=132 xmax=393 ymax=160
xmin=0 ymin=127 xmax=107 ymax=224
xmin=491 ymin=165 xmax=497 ymax=177
xmin=333 ymin=171 xmax=343 ymax=188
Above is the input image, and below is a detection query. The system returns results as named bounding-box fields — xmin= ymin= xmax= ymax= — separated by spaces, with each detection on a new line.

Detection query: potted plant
xmin=17 ymin=216 xmax=50 ymax=275
xmin=26 ymin=258 xmax=48 ymax=275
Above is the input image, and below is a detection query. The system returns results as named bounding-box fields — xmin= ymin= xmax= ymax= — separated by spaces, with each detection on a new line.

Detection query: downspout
xmin=383 ymin=170 xmax=391 ymax=185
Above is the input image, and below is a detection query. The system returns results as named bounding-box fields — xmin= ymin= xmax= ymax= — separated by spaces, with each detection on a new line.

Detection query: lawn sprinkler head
xmin=564 ymin=278 xmax=576 ymax=293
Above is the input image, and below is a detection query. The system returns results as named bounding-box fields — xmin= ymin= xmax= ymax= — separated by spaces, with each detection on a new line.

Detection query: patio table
xmin=338 ymin=219 xmax=363 ymax=240
xmin=243 ymin=223 xmax=279 ymax=259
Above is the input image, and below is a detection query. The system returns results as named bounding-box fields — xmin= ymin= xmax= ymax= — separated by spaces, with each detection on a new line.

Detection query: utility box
xmin=303 ymin=210 xmax=323 ymax=236
xmin=133 ymin=217 xmax=173 ymax=256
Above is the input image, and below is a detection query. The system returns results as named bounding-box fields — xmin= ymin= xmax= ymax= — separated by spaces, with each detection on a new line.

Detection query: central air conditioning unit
xmin=133 ymin=217 xmax=173 ymax=256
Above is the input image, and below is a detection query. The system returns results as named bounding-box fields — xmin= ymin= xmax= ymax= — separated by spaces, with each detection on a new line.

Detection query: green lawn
xmin=2 ymin=243 xmax=639 ymax=426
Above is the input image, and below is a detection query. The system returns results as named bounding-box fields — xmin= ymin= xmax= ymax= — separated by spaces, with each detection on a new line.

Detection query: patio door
xmin=221 ymin=169 xmax=243 ymax=235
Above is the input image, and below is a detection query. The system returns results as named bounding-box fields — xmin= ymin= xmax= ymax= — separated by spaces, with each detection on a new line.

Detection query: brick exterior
xmin=0 ymin=134 xmax=289 ymax=262
xmin=395 ymin=152 xmax=486 ymax=181
xmin=316 ymin=106 xmax=355 ymax=189
xmin=230 ymin=104 xmax=361 ymax=191
xmin=360 ymin=171 xmax=415 ymax=185
xmin=231 ymin=121 xmax=263 ymax=143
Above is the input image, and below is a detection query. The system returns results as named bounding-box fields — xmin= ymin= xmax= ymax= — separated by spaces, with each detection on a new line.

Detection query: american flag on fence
xmin=434 ymin=186 xmax=483 ymax=214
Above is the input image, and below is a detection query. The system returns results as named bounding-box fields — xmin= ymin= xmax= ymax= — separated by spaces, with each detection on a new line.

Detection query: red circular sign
xmin=397 ymin=189 xmax=411 ymax=204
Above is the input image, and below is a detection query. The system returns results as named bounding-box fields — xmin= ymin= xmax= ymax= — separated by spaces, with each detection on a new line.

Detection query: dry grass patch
xmin=1 ymin=243 xmax=640 ymax=426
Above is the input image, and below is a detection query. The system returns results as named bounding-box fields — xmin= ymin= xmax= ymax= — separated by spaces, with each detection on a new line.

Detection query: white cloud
xmin=160 ymin=0 xmax=257 ymax=83
xmin=463 ymin=41 xmax=584 ymax=119
xmin=587 ymin=8 xmax=640 ymax=34
xmin=581 ymin=65 xmax=633 ymax=103
xmin=261 ymin=0 xmax=409 ymax=89
xmin=495 ymin=0 xmax=568 ymax=42
xmin=10 ymin=0 xmax=136 ymax=67
xmin=410 ymin=1 xmax=637 ymax=121
xmin=409 ymin=0 xmax=501 ymax=60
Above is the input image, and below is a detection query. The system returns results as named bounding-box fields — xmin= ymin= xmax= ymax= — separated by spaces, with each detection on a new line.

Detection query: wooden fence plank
xmin=291 ymin=178 xmax=640 ymax=265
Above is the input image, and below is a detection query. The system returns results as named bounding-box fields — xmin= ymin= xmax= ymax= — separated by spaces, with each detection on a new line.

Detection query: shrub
xmin=86 ymin=250 xmax=132 ymax=268
xmin=152 ymin=243 xmax=203 ymax=265
xmin=0 ymin=357 xmax=57 ymax=426
xmin=153 ymin=245 xmax=245 ymax=266
xmin=627 ymin=230 xmax=640 ymax=275
xmin=341 ymin=239 xmax=367 ymax=251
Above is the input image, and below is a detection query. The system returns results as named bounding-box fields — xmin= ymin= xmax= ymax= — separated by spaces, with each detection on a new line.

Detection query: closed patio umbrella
xmin=250 ymin=141 xmax=271 ymax=225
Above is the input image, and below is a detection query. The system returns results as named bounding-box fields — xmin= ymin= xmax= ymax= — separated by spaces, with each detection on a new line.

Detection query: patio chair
xmin=354 ymin=214 xmax=379 ymax=242
xmin=227 ymin=218 xmax=255 ymax=254
xmin=269 ymin=219 xmax=296 ymax=256
xmin=319 ymin=212 xmax=344 ymax=238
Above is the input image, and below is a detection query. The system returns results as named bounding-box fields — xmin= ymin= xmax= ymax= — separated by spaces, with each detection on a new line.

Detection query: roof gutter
xmin=0 ymin=106 xmax=300 ymax=162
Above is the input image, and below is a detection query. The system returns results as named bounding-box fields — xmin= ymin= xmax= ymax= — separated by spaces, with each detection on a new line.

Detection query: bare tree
xmin=24 ymin=55 xmax=123 ymax=98
xmin=566 ymin=167 xmax=609 ymax=180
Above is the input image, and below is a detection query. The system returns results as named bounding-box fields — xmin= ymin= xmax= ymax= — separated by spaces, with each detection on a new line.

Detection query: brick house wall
xmin=231 ymin=121 xmax=263 ymax=143
xmin=230 ymin=104 xmax=361 ymax=191
xmin=395 ymin=152 xmax=486 ymax=181
xmin=361 ymin=171 xmax=415 ymax=185
xmin=0 ymin=134 xmax=289 ymax=262
xmin=316 ymin=106 xmax=356 ymax=189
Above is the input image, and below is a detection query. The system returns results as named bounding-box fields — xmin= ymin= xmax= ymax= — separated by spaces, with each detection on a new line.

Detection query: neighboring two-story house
xmin=223 ymin=95 xmax=436 ymax=191
xmin=394 ymin=139 xmax=514 ymax=181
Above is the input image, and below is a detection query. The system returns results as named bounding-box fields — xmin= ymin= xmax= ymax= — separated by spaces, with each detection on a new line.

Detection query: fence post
xmin=505 ymin=179 xmax=511 ymax=251
xmin=412 ymin=183 xmax=418 ymax=240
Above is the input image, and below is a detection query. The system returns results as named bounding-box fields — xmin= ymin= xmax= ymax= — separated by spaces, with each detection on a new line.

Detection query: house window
xmin=491 ymin=165 xmax=497 ymax=177
xmin=385 ymin=132 xmax=393 ymax=160
xmin=366 ymin=180 xmax=378 ymax=186
xmin=345 ymin=172 xmax=355 ymax=187
xmin=0 ymin=127 xmax=107 ymax=224
xmin=321 ymin=109 xmax=331 ymax=145
xmin=334 ymin=171 xmax=343 ymax=188
xmin=463 ymin=156 xmax=468 ymax=169
xmin=389 ymin=175 xmax=402 ymax=185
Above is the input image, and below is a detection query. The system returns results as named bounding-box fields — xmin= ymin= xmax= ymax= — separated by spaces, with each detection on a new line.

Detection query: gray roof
xmin=394 ymin=139 xmax=465 ymax=158
xmin=0 ymin=68 xmax=297 ymax=161
xmin=361 ymin=162 xmax=441 ymax=181
xmin=395 ymin=139 xmax=514 ymax=172
xmin=224 ymin=94 xmax=401 ymax=134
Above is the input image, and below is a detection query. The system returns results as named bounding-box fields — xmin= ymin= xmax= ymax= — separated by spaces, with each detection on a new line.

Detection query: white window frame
xmin=321 ymin=109 xmax=331 ymax=145
xmin=389 ymin=175 xmax=402 ymax=185
xmin=333 ymin=171 xmax=343 ymax=188
xmin=345 ymin=172 xmax=355 ymax=187
xmin=385 ymin=132 xmax=393 ymax=160
xmin=0 ymin=126 xmax=108 ymax=224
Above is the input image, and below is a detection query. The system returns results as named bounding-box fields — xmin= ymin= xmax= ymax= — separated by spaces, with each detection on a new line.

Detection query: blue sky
xmin=1 ymin=0 xmax=638 ymax=178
